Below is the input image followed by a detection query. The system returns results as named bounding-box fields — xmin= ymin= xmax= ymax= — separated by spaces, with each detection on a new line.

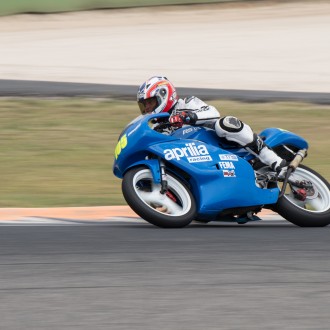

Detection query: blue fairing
xmin=147 ymin=139 xmax=279 ymax=213
xmin=113 ymin=113 xmax=308 ymax=219
xmin=259 ymin=128 xmax=309 ymax=149
xmin=171 ymin=125 xmax=252 ymax=160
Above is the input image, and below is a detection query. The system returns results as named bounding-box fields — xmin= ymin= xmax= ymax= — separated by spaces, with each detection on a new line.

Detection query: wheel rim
xmin=132 ymin=169 xmax=192 ymax=216
xmin=282 ymin=167 xmax=330 ymax=213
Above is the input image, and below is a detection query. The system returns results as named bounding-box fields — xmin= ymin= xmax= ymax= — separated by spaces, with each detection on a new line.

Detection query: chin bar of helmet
xmin=279 ymin=148 xmax=307 ymax=198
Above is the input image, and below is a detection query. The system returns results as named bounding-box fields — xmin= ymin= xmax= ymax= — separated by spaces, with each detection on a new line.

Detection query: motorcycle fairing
xmin=113 ymin=113 xmax=177 ymax=179
xmin=147 ymin=140 xmax=279 ymax=212
xmin=260 ymin=128 xmax=309 ymax=149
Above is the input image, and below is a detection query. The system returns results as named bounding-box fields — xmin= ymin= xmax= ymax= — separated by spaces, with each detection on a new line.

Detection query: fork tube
xmin=159 ymin=158 xmax=168 ymax=194
xmin=279 ymin=148 xmax=307 ymax=198
xmin=279 ymin=167 xmax=293 ymax=198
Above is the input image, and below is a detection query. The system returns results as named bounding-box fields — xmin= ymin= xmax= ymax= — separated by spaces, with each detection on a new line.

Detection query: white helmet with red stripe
xmin=137 ymin=76 xmax=178 ymax=114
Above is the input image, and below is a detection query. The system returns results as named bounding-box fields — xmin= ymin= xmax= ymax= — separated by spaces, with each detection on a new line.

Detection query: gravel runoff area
xmin=0 ymin=1 xmax=329 ymax=92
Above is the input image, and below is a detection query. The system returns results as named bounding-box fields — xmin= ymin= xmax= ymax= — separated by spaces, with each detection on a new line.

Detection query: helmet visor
xmin=138 ymin=97 xmax=158 ymax=115
xmin=138 ymin=101 xmax=147 ymax=115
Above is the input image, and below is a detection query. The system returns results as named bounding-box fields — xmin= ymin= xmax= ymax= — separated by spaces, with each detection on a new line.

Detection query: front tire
xmin=122 ymin=166 xmax=196 ymax=228
xmin=276 ymin=165 xmax=330 ymax=227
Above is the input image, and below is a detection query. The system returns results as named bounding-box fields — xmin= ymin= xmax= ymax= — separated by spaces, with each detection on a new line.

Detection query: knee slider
xmin=219 ymin=116 xmax=244 ymax=133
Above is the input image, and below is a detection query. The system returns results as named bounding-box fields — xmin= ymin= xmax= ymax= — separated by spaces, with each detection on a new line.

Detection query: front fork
xmin=279 ymin=148 xmax=308 ymax=198
xmin=159 ymin=158 xmax=168 ymax=194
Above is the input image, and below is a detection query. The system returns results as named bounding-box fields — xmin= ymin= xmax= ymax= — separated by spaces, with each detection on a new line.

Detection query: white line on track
xmin=0 ymin=214 xmax=283 ymax=225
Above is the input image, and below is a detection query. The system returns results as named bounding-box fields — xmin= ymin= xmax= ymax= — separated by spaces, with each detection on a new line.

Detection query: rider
xmin=137 ymin=75 xmax=287 ymax=174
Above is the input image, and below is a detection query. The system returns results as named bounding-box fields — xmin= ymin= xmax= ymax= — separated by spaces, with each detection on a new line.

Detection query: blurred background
xmin=0 ymin=0 xmax=329 ymax=207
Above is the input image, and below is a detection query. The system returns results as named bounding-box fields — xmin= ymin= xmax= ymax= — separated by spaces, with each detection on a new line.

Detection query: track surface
xmin=1 ymin=219 xmax=330 ymax=330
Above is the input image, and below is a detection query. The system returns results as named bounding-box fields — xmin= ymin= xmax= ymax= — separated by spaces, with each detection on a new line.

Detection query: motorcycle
xmin=113 ymin=112 xmax=330 ymax=228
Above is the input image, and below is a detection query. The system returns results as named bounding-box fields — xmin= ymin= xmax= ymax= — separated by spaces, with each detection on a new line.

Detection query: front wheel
xmin=122 ymin=166 xmax=196 ymax=228
xmin=275 ymin=165 xmax=330 ymax=227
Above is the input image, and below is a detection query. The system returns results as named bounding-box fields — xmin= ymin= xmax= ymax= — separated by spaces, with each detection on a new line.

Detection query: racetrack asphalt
xmin=1 ymin=218 xmax=330 ymax=330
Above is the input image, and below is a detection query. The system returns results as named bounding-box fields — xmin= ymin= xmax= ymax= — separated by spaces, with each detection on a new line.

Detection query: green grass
xmin=1 ymin=98 xmax=329 ymax=207
xmin=0 ymin=0 xmax=237 ymax=16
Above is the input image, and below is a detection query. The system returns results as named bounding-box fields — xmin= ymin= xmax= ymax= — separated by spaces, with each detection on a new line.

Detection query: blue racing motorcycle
xmin=113 ymin=113 xmax=330 ymax=228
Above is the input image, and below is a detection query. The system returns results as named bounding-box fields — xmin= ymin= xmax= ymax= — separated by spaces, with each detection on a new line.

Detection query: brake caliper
xmin=289 ymin=179 xmax=315 ymax=201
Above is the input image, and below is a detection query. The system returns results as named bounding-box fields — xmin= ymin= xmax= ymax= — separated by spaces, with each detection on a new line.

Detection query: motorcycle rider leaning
xmin=137 ymin=75 xmax=287 ymax=174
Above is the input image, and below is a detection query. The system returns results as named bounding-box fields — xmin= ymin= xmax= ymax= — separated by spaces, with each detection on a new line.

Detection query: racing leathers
xmin=168 ymin=96 xmax=287 ymax=172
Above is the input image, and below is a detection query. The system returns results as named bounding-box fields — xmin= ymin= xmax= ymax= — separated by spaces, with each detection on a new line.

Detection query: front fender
xmin=120 ymin=159 xmax=162 ymax=183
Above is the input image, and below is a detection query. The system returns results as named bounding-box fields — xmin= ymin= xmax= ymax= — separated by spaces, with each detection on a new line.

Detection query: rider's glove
xmin=169 ymin=111 xmax=191 ymax=128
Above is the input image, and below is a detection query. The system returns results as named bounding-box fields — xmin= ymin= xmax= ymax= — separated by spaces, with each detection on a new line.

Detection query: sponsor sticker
xmin=182 ymin=127 xmax=200 ymax=135
xmin=219 ymin=154 xmax=239 ymax=161
xmin=187 ymin=155 xmax=212 ymax=163
xmin=223 ymin=170 xmax=236 ymax=177
xmin=164 ymin=143 xmax=212 ymax=163
xmin=218 ymin=161 xmax=235 ymax=169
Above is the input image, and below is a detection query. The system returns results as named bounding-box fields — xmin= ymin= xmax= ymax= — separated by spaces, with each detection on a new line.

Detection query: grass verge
xmin=1 ymin=98 xmax=329 ymax=207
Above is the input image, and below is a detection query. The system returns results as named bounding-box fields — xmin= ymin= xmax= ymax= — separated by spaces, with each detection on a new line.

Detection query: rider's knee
xmin=215 ymin=116 xmax=254 ymax=146
xmin=218 ymin=116 xmax=243 ymax=133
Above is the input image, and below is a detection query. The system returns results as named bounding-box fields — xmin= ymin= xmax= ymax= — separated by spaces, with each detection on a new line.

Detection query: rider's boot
xmin=246 ymin=134 xmax=287 ymax=173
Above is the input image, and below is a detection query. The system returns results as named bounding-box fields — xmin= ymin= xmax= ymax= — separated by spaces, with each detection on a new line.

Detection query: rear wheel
xmin=122 ymin=166 xmax=196 ymax=228
xmin=276 ymin=165 xmax=330 ymax=227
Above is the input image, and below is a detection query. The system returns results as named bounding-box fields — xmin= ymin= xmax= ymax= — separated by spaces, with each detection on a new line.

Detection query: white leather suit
xmin=172 ymin=96 xmax=286 ymax=172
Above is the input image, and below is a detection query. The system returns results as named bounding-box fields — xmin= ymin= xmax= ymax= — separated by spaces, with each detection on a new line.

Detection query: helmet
xmin=137 ymin=76 xmax=178 ymax=114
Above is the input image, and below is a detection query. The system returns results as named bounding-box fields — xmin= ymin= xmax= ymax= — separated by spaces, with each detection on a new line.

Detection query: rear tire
xmin=276 ymin=165 xmax=330 ymax=227
xmin=122 ymin=166 xmax=196 ymax=228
